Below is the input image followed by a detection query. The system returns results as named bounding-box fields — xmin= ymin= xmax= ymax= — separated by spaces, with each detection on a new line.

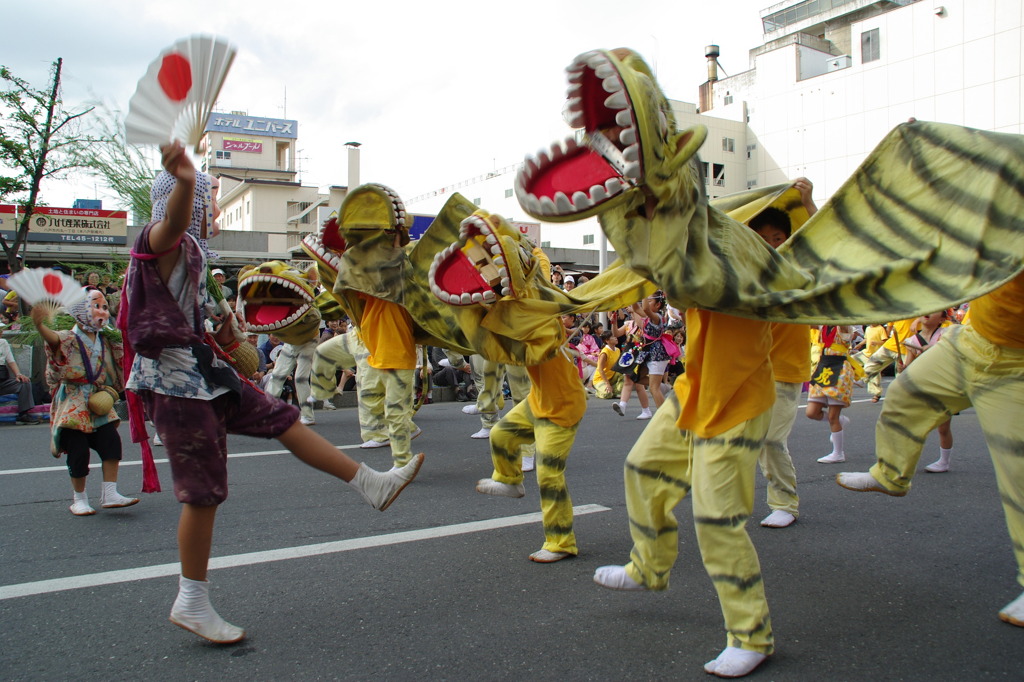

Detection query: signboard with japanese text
xmin=223 ymin=137 xmax=264 ymax=153
xmin=0 ymin=204 xmax=128 ymax=245
xmin=206 ymin=113 xmax=298 ymax=139
xmin=408 ymin=214 xmax=541 ymax=245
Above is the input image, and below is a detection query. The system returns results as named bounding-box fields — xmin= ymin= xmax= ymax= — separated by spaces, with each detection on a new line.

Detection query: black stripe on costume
xmin=538 ymin=486 xmax=571 ymax=504
xmin=628 ymin=516 xmax=679 ymax=541
xmin=537 ymin=452 xmax=568 ymax=473
xmin=624 ymin=460 xmax=692 ymax=494
xmin=694 ymin=513 xmax=750 ymax=528
xmin=708 ymin=571 xmax=764 ymax=592
xmin=728 ymin=615 xmax=773 ymax=648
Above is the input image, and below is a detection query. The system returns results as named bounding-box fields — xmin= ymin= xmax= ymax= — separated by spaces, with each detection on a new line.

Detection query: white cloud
xmin=4 ymin=0 xmax=766 ymax=211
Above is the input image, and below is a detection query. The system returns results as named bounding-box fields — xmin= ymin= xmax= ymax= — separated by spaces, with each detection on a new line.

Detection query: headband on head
xmin=151 ymin=170 xmax=218 ymax=259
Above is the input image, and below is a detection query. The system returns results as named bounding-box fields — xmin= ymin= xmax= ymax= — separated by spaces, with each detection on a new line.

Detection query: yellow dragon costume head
xmin=515 ymin=48 xmax=1024 ymax=323
xmin=425 ymin=198 xmax=653 ymax=366
xmin=305 ymin=183 xmax=476 ymax=356
xmin=236 ymin=261 xmax=322 ymax=345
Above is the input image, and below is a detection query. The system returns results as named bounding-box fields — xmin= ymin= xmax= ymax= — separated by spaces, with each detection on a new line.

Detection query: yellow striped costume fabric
xmin=866 ymin=324 xmax=1024 ymax=588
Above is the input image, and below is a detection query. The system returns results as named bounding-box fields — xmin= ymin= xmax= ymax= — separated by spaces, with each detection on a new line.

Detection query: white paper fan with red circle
xmin=7 ymin=268 xmax=88 ymax=312
xmin=125 ymin=35 xmax=237 ymax=151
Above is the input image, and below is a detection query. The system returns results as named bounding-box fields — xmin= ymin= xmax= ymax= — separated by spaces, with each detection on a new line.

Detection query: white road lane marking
xmin=0 ymin=446 xmax=361 ymax=476
xmin=0 ymin=504 xmax=611 ymax=600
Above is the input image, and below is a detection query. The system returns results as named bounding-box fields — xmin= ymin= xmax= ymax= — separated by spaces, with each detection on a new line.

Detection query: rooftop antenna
xmin=297 ymin=148 xmax=309 ymax=183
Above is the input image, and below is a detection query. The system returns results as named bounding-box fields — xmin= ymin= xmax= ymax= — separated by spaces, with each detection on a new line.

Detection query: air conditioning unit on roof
xmin=827 ymin=55 xmax=852 ymax=72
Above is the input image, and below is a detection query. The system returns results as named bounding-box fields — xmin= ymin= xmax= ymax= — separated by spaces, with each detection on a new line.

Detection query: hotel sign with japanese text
xmin=206 ymin=112 xmax=298 ymax=139
xmin=0 ymin=204 xmax=128 ymax=245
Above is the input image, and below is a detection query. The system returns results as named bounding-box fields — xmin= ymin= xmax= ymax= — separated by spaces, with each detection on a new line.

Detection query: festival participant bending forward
xmin=594 ymin=310 xmax=776 ymax=677
xmin=476 ymin=350 xmax=586 ymax=562
xmin=124 ymin=142 xmax=423 ymax=644
xmin=32 ymin=291 xmax=138 ymax=516
xmin=837 ymin=271 xmax=1024 ymax=629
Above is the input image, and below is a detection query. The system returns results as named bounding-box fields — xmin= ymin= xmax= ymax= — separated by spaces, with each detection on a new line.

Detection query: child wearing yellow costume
xmin=592 ymin=330 xmax=623 ymax=400
xmin=595 ymin=310 xmax=776 ymax=675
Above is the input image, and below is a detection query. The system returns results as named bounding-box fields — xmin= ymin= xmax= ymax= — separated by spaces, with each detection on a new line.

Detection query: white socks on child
xmin=999 ymin=589 xmax=1024 ymax=627
xmin=704 ymin=646 xmax=768 ymax=677
xmin=593 ymin=565 xmax=646 ymax=591
xmin=100 ymin=481 xmax=139 ymax=508
xmin=817 ymin=429 xmax=845 ymax=463
xmin=348 ymin=455 xmax=424 ymax=511
xmin=925 ymin=447 xmax=952 ymax=473
xmin=169 ymin=575 xmax=245 ymax=644
xmin=69 ymin=491 xmax=95 ymax=516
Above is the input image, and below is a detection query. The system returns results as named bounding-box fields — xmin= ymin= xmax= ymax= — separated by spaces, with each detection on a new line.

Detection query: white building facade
xmin=411 ymin=0 xmax=1023 ymax=252
xmin=707 ymin=0 xmax=1023 ymax=204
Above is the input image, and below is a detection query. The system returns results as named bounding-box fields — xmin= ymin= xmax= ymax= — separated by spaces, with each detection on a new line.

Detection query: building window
xmin=747 ymin=179 xmax=758 ymax=189
xmin=746 ymin=144 xmax=757 ymax=159
xmin=583 ymin=234 xmax=595 ymax=245
xmin=541 ymin=241 xmax=551 ymax=248
xmin=724 ymin=94 xmax=734 ymax=106
xmin=504 ymin=188 xmax=514 ymax=198
xmin=215 ymin=151 xmax=231 ymax=159
xmin=473 ymin=198 xmax=481 ymax=205
xmin=713 ymin=163 xmax=726 ymax=187
xmin=245 ymin=200 xmax=250 ymax=215
xmin=701 ymin=161 xmax=710 ymax=185
xmin=861 ymin=28 xmax=880 ymax=63
xmin=722 ymin=137 xmax=735 ymax=153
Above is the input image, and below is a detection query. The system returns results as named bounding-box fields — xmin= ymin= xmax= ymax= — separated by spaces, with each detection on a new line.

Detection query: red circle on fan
xmin=42 ymin=273 xmax=65 ymax=295
xmin=158 ymin=53 xmax=193 ymax=102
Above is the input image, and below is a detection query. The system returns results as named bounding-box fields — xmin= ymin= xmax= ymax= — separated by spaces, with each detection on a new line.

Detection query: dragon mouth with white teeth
xmin=301 ymin=216 xmax=345 ymax=281
xmin=238 ymin=271 xmax=316 ymax=333
xmin=515 ymin=49 xmax=668 ymax=221
xmin=429 ymin=213 xmax=532 ymax=306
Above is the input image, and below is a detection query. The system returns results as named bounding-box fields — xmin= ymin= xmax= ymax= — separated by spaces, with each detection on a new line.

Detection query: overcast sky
xmin=4 ymin=0 xmax=769 ymax=212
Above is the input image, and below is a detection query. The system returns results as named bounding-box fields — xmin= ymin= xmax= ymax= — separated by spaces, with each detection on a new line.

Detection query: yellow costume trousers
xmin=861 ymin=347 xmax=900 ymax=398
xmin=310 ymin=333 xmax=356 ymax=403
xmin=623 ymin=393 xmax=774 ymax=655
xmin=868 ymin=325 xmax=1024 ymax=587
xmin=490 ymin=398 xmax=578 ymax=555
xmin=470 ymin=357 xmax=536 ymax=459
xmin=468 ymin=354 xmax=503 ymax=428
xmin=266 ymin=339 xmax=316 ymax=422
xmin=370 ymin=367 xmax=417 ymax=467
xmin=758 ymin=381 xmax=801 ymax=517
xmin=311 ymin=331 xmax=418 ymax=447
xmin=594 ymin=371 xmax=624 ymax=400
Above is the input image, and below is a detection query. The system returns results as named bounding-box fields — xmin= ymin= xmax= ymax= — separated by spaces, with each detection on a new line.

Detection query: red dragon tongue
xmin=253 ymin=305 xmax=291 ymax=326
xmin=435 ymin=251 xmax=489 ymax=297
